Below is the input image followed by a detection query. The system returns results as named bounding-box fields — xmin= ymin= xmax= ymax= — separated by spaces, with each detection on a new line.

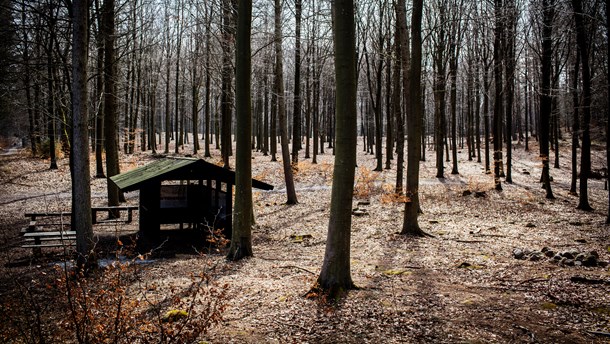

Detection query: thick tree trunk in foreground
xmin=227 ymin=0 xmax=253 ymax=261
xmin=72 ymin=0 xmax=94 ymax=268
xmin=313 ymin=0 xmax=357 ymax=298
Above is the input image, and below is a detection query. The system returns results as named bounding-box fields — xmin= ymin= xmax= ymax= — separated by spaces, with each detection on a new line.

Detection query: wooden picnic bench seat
xmin=24 ymin=212 xmax=72 ymax=221
xmin=21 ymin=230 xmax=76 ymax=254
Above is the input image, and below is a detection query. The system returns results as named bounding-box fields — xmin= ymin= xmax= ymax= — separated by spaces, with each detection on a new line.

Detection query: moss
xmin=162 ymin=309 xmax=188 ymax=323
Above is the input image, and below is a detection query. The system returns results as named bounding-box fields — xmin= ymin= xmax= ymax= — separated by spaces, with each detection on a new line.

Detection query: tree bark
xmin=493 ymin=0 xmax=503 ymax=191
xmin=274 ymin=0 xmax=297 ymax=205
xmin=291 ymin=0 xmax=302 ymax=164
xmin=227 ymin=0 xmax=253 ymax=261
xmin=571 ymin=0 xmax=593 ymax=211
xmin=401 ymin=0 xmax=428 ymax=237
xmin=103 ymin=0 xmax=120 ymax=209
xmin=71 ymin=0 xmax=95 ymax=268
xmin=313 ymin=0 xmax=357 ymax=298
xmin=539 ymin=0 xmax=555 ymax=199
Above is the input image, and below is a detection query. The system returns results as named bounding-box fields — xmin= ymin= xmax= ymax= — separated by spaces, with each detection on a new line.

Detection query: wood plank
xmin=22 ymin=243 xmax=75 ymax=248
xmin=23 ymin=231 xmax=76 ymax=237
xmin=25 ymin=212 xmax=71 ymax=218
xmin=24 ymin=237 xmax=76 ymax=242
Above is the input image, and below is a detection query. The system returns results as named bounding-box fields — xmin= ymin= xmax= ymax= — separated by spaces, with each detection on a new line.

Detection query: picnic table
xmin=21 ymin=205 xmax=138 ymax=254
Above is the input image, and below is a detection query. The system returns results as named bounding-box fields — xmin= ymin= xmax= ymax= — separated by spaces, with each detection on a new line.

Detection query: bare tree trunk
xmin=539 ymin=0 xmax=555 ymax=199
xmin=401 ymin=0 xmax=428 ymax=237
xmin=493 ymin=0 xmax=503 ymax=191
xmin=274 ymin=0 xmax=297 ymax=205
xmin=103 ymin=0 xmax=120 ymax=208
xmin=227 ymin=0 xmax=254 ymax=261
xmin=504 ymin=0 xmax=516 ymax=184
xmin=570 ymin=53 xmax=580 ymax=195
xmin=71 ymin=0 xmax=94 ymax=268
xmin=291 ymin=0 xmax=302 ymax=164
xmin=313 ymin=0 xmax=357 ymax=298
xmin=572 ymin=0 xmax=592 ymax=210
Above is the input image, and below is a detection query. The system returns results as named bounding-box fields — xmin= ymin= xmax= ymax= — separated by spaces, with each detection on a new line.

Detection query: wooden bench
xmin=91 ymin=206 xmax=138 ymax=224
xmin=21 ymin=230 xmax=76 ymax=255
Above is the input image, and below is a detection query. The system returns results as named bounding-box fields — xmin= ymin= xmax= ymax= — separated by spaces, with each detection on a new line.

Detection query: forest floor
xmin=1 ymin=136 xmax=610 ymax=343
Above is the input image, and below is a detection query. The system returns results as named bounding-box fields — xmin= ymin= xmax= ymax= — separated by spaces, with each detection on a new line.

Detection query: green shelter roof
xmin=109 ymin=157 xmax=273 ymax=192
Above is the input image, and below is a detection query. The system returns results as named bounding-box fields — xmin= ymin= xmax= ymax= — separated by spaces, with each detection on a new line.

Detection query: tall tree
xmin=571 ymin=0 xmax=593 ymax=211
xmin=227 ymin=0 xmax=253 ymax=261
xmin=221 ymin=0 xmax=236 ymax=168
xmin=103 ymin=0 xmax=120 ymax=208
xmin=274 ymin=0 xmax=298 ymax=204
xmin=504 ymin=0 xmax=517 ymax=184
xmin=394 ymin=0 xmax=409 ymax=194
xmin=312 ymin=0 xmax=357 ymax=298
xmin=606 ymin=0 xmax=610 ymax=223
xmin=71 ymin=0 xmax=94 ymax=268
xmin=492 ymin=0 xmax=504 ymax=191
xmin=401 ymin=0 xmax=428 ymax=237
xmin=539 ymin=0 xmax=555 ymax=199
xmin=291 ymin=0 xmax=302 ymax=164
xmin=68 ymin=0 xmax=92 ymax=261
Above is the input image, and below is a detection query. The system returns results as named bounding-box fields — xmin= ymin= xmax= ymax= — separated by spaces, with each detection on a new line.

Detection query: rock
xmin=529 ymin=253 xmax=543 ymax=261
xmin=598 ymin=261 xmax=609 ymax=268
xmin=541 ymin=247 xmax=550 ymax=253
xmin=575 ymin=238 xmax=587 ymax=243
xmin=563 ymin=259 xmax=575 ymax=266
xmin=462 ymin=190 xmax=472 ymax=196
xmin=513 ymin=248 xmax=525 ymax=260
xmin=574 ymin=260 xmax=583 ymax=267
xmin=544 ymin=250 xmax=555 ymax=258
xmin=352 ymin=209 xmax=368 ymax=216
xmin=583 ymin=255 xmax=598 ymax=267
xmin=553 ymin=254 xmax=562 ymax=261
xmin=569 ymin=221 xmax=583 ymax=226
xmin=474 ymin=191 xmax=487 ymax=198
xmin=525 ymin=223 xmax=536 ymax=228
xmin=357 ymin=200 xmax=371 ymax=206
xmin=575 ymin=253 xmax=586 ymax=261
xmin=562 ymin=252 xmax=575 ymax=260
xmin=590 ymin=251 xmax=599 ymax=258
xmin=522 ymin=170 xmax=531 ymax=175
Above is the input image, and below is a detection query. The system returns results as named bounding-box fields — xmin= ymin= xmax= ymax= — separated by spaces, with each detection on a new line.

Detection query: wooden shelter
xmin=109 ymin=158 xmax=273 ymax=239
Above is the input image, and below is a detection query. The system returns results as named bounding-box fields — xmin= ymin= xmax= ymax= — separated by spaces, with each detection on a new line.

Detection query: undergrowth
xmin=0 ymin=249 xmax=227 ymax=343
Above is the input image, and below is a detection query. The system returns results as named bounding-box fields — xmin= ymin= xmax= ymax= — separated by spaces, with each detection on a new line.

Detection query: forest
xmin=0 ymin=0 xmax=610 ymax=342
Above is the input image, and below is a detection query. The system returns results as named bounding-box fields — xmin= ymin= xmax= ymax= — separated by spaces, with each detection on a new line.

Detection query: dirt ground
xmin=1 ymin=136 xmax=610 ymax=343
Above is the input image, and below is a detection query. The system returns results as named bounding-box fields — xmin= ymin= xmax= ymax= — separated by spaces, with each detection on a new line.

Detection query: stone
xmin=352 ymin=209 xmax=368 ymax=217
xmin=529 ymin=253 xmax=543 ymax=261
xmin=590 ymin=251 xmax=599 ymax=258
xmin=474 ymin=191 xmax=487 ymax=198
xmin=574 ymin=260 xmax=583 ymax=267
xmin=525 ymin=223 xmax=536 ymax=228
xmin=513 ymin=248 xmax=525 ymax=260
xmin=544 ymin=250 xmax=555 ymax=258
xmin=357 ymin=200 xmax=371 ymax=206
xmin=598 ymin=261 xmax=608 ymax=268
xmin=541 ymin=247 xmax=550 ymax=253
xmin=553 ymin=254 xmax=562 ymax=261
xmin=462 ymin=190 xmax=472 ymax=196
xmin=562 ymin=252 xmax=575 ymax=260
xmin=575 ymin=253 xmax=586 ymax=262
xmin=583 ymin=255 xmax=598 ymax=267
xmin=563 ymin=259 xmax=575 ymax=266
